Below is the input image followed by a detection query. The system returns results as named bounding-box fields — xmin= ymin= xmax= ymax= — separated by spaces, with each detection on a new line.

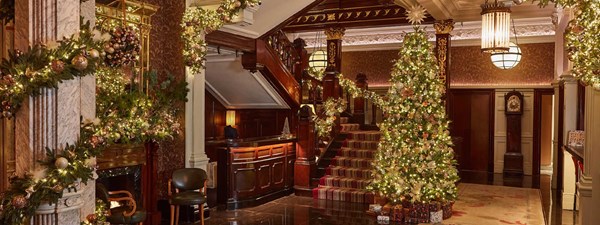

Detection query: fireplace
xmin=96 ymin=165 xmax=143 ymax=205
xmin=96 ymin=143 xmax=161 ymax=225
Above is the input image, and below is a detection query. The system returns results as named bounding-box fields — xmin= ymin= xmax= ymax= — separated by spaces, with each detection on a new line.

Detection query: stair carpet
xmin=313 ymin=117 xmax=381 ymax=203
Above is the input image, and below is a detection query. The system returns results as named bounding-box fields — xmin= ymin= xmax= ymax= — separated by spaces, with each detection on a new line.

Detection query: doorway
xmin=533 ymin=89 xmax=555 ymax=177
xmin=448 ymin=89 xmax=495 ymax=173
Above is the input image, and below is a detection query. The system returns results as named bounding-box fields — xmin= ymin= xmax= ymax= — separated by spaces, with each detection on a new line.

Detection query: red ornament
xmin=11 ymin=195 xmax=27 ymax=209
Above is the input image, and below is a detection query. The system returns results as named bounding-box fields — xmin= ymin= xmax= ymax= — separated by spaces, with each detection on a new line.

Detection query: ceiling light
xmin=481 ymin=0 xmax=511 ymax=53
xmin=491 ymin=42 xmax=521 ymax=69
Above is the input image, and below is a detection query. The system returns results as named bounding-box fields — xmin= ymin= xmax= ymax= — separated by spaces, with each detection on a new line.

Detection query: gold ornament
xmin=11 ymin=195 xmax=27 ymax=209
xmin=71 ymin=55 xmax=89 ymax=71
xmin=51 ymin=60 xmax=65 ymax=73
xmin=54 ymin=157 xmax=69 ymax=169
xmin=88 ymin=49 xmax=100 ymax=59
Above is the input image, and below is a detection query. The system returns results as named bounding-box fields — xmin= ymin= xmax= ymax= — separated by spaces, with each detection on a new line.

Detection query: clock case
xmin=505 ymin=90 xmax=524 ymax=115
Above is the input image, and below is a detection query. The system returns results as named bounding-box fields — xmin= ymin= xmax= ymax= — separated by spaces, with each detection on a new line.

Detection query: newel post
xmin=294 ymin=105 xmax=317 ymax=196
xmin=293 ymin=38 xmax=308 ymax=81
xmin=353 ymin=73 xmax=368 ymax=126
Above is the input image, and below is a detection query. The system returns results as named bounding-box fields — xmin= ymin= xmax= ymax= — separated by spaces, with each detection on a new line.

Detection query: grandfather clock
xmin=504 ymin=91 xmax=524 ymax=175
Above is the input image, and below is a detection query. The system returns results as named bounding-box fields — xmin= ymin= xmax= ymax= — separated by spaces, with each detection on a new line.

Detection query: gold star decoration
xmin=406 ymin=5 xmax=427 ymax=25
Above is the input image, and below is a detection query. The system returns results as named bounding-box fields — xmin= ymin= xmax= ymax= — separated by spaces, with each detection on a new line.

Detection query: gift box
xmin=404 ymin=202 xmax=430 ymax=224
xmin=377 ymin=215 xmax=390 ymax=224
xmin=430 ymin=209 xmax=443 ymax=223
xmin=369 ymin=204 xmax=382 ymax=213
xmin=443 ymin=201 xmax=454 ymax=219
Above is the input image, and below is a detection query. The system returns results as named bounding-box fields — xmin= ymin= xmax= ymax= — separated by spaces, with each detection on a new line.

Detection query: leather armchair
xmin=96 ymin=183 xmax=147 ymax=225
xmin=168 ymin=168 xmax=208 ymax=225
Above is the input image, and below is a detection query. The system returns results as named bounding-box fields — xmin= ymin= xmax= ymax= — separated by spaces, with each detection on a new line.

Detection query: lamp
xmin=481 ymin=0 xmax=511 ymax=53
xmin=226 ymin=110 xmax=236 ymax=127
xmin=490 ymin=19 xmax=521 ymax=69
xmin=309 ymin=50 xmax=328 ymax=70
xmin=308 ymin=31 xmax=327 ymax=70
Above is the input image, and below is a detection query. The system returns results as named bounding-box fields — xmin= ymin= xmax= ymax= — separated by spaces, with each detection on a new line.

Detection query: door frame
xmin=533 ymin=88 xmax=555 ymax=178
xmin=448 ymin=89 xmax=496 ymax=173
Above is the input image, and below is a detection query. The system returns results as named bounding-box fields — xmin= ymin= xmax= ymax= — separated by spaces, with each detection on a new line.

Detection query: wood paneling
xmin=448 ymin=89 xmax=495 ymax=173
xmin=235 ymin=109 xmax=294 ymax=139
xmin=206 ymin=30 xmax=255 ymax=53
xmin=218 ymin=142 xmax=295 ymax=209
xmin=205 ymin=90 xmax=227 ymax=140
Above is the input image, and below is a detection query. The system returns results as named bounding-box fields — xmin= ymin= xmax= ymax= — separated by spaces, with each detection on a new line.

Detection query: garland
xmin=0 ymin=20 xmax=187 ymax=225
xmin=313 ymin=98 xmax=346 ymax=138
xmin=181 ymin=0 xmax=260 ymax=74
xmin=0 ymin=20 xmax=107 ymax=118
xmin=538 ymin=0 xmax=600 ymax=89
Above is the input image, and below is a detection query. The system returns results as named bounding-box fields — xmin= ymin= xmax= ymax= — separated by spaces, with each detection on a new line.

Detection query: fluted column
xmin=13 ymin=0 xmax=95 ymax=224
xmin=561 ymin=74 xmax=578 ymax=210
xmin=578 ymin=85 xmax=600 ymax=224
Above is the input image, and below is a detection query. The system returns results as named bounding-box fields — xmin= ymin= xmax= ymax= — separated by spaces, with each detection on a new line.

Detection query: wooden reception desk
xmin=216 ymin=136 xmax=296 ymax=209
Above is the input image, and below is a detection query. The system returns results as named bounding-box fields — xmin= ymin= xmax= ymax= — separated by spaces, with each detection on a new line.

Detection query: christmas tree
xmin=339 ymin=26 xmax=459 ymax=204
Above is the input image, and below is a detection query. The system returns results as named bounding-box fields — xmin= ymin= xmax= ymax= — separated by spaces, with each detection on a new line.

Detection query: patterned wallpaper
xmin=342 ymin=50 xmax=397 ymax=87
xmin=143 ymin=0 xmax=186 ymax=199
xmin=341 ymin=43 xmax=555 ymax=87
xmin=449 ymin=43 xmax=555 ymax=86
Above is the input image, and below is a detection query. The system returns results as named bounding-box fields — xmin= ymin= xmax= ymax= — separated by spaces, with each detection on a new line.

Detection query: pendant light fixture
xmin=491 ymin=19 xmax=522 ymax=69
xmin=308 ymin=31 xmax=327 ymax=70
xmin=481 ymin=0 xmax=511 ymax=53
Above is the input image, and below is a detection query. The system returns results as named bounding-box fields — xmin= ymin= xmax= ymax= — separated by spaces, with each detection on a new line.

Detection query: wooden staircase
xmin=312 ymin=117 xmax=381 ymax=203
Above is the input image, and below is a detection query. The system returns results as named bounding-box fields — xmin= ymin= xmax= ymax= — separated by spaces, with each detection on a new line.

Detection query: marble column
xmin=184 ymin=1 xmax=210 ymax=171
xmin=561 ymin=74 xmax=578 ymax=209
xmin=578 ymin=86 xmax=600 ymax=224
xmin=13 ymin=0 xmax=95 ymax=224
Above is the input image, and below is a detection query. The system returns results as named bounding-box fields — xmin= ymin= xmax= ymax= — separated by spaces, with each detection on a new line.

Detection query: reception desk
xmin=216 ymin=136 xmax=296 ymax=209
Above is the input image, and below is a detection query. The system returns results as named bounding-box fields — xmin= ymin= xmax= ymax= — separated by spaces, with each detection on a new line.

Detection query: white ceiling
xmin=218 ymin=0 xmax=315 ymax=38
xmin=414 ymin=0 xmax=556 ymax=21
xmin=205 ymin=55 xmax=289 ymax=109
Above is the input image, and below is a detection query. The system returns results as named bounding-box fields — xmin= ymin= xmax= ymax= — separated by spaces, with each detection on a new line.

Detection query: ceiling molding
xmin=294 ymin=17 xmax=555 ymax=52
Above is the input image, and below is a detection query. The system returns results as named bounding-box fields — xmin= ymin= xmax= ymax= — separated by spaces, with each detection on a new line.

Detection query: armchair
xmin=168 ymin=168 xmax=208 ymax=225
xmin=96 ymin=183 xmax=147 ymax=225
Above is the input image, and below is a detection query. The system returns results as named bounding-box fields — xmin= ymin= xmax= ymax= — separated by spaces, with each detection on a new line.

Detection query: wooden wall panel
xmin=448 ymin=89 xmax=495 ymax=173
xmin=235 ymin=109 xmax=294 ymax=139
xmin=205 ymin=90 xmax=227 ymax=140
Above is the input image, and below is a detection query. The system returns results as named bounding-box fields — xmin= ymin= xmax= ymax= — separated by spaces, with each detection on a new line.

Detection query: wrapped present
xmin=430 ymin=209 xmax=443 ymax=223
xmin=369 ymin=204 xmax=383 ymax=213
xmin=404 ymin=202 xmax=430 ymax=223
xmin=443 ymin=201 xmax=454 ymax=219
xmin=377 ymin=215 xmax=390 ymax=224
xmin=390 ymin=205 xmax=404 ymax=222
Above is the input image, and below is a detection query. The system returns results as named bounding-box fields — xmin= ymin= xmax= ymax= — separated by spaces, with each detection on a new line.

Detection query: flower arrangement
xmin=181 ymin=0 xmax=260 ymax=74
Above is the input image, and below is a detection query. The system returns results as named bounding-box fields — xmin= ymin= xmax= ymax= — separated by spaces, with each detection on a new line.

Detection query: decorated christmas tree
xmin=339 ymin=17 xmax=459 ymax=205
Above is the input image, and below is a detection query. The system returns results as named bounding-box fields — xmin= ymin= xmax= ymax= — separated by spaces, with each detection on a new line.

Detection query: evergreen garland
xmin=0 ymin=0 xmax=14 ymax=25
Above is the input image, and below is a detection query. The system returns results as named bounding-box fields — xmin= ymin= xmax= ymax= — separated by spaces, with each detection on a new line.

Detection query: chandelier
xmin=481 ymin=0 xmax=511 ymax=53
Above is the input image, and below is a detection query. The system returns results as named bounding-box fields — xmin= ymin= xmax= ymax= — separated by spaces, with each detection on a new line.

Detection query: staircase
xmin=312 ymin=117 xmax=381 ymax=203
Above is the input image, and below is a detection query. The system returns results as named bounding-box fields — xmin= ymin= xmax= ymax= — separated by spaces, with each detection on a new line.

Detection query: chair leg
xmin=170 ymin=205 xmax=175 ymax=225
xmin=175 ymin=206 xmax=180 ymax=225
xmin=200 ymin=204 xmax=205 ymax=225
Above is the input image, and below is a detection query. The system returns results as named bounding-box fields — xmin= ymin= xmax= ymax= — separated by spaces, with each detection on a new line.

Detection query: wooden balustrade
xmin=265 ymin=30 xmax=301 ymax=74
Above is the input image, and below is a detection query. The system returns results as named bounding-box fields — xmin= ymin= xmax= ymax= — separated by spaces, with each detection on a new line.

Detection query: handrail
xmin=265 ymin=30 xmax=300 ymax=75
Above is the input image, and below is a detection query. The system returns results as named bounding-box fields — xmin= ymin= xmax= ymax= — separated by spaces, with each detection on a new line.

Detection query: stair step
xmin=340 ymin=123 xmax=360 ymax=132
xmin=326 ymin=166 xmax=372 ymax=179
xmin=319 ymin=176 xmax=371 ymax=189
xmin=331 ymin=157 xmax=372 ymax=168
xmin=313 ymin=187 xmax=375 ymax=203
xmin=340 ymin=117 xmax=350 ymax=124
xmin=338 ymin=148 xmax=376 ymax=158
xmin=347 ymin=131 xmax=381 ymax=141
xmin=343 ymin=140 xmax=379 ymax=150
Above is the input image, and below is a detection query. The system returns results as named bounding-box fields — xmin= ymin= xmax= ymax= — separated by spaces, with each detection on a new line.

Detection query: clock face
xmin=507 ymin=95 xmax=521 ymax=112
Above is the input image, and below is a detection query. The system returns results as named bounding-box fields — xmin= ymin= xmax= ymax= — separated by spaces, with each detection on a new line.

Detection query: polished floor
xmin=172 ymin=172 xmax=578 ymax=225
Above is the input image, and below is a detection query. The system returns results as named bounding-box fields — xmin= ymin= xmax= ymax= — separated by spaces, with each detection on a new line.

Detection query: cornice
xmin=295 ymin=17 xmax=555 ymax=52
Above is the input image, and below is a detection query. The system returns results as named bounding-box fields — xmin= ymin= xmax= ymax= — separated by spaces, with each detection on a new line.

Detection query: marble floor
xmin=172 ymin=173 xmax=579 ymax=225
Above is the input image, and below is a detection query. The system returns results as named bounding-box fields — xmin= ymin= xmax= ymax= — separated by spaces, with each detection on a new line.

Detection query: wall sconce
xmin=226 ymin=110 xmax=236 ymax=127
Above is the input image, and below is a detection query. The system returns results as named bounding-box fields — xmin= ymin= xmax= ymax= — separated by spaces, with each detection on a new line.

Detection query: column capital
xmin=325 ymin=27 xmax=346 ymax=40
xmin=560 ymin=73 xmax=578 ymax=84
xmin=434 ymin=19 xmax=454 ymax=35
